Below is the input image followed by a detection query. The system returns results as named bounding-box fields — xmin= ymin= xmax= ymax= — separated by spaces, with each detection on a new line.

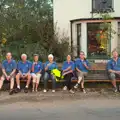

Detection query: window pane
xmin=118 ymin=22 xmax=120 ymax=33
xmin=92 ymin=0 xmax=113 ymax=12
xmin=87 ymin=23 xmax=111 ymax=58
xmin=77 ymin=24 xmax=81 ymax=56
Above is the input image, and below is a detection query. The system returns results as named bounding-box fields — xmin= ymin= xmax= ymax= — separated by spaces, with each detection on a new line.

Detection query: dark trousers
xmin=64 ymin=73 xmax=73 ymax=90
xmin=43 ymin=72 xmax=56 ymax=90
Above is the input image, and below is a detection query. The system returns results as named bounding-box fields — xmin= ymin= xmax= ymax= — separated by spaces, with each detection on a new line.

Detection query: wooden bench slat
xmin=21 ymin=79 xmax=120 ymax=83
xmin=46 ymin=79 xmax=120 ymax=83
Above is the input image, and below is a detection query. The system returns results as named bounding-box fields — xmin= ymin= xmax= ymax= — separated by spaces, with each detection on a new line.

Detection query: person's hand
xmin=83 ymin=62 xmax=87 ymax=67
xmin=62 ymin=71 xmax=70 ymax=76
xmin=33 ymin=62 xmax=37 ymax=65
xmin=115 ymin=71 xmax=120 ymax=75
xmin=45 ymin=63 xmax=51 ymax=71
xmin=6 ymin=76 xmax=10 ymax=81
xmin=63 ymin=66 xmax=71 ymax=73
xmin=47 ymin=63 xmax=52 ymax=67
xmin=25 ymin=73 xmax=29 ymax=77
xmin=62 ymin=72 xmax=67 ymax=76
xmin=83 ymin=62 xmax=89 ymax=69
xmin=22 ymin=73 xmax=27 ymax=78
xmin=67 ymin=66 xmax=71 ymax=70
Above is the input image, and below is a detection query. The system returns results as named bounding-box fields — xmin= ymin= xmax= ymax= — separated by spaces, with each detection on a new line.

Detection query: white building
xmin=53 ymin=0 xmax=120 ymax=59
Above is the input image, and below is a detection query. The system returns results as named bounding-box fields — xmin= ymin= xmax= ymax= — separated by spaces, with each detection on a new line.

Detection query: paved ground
xmin=0 ymin=89 xmax=120 ymax=120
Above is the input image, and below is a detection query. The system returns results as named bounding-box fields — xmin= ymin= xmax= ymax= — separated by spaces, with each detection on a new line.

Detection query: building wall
xmin=53 ymin=0 xmax=120 ymax=36
xmin=53 ymin=0 xmax=120 ymax=57
xmin=53 ymin=0 xmax=91 ymax=38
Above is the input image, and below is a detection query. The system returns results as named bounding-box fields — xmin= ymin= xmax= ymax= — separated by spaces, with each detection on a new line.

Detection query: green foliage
xmin=0 ymin=0 xmax=69 ymax=62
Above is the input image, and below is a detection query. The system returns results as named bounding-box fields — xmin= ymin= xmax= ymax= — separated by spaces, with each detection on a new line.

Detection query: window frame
xmin=87 ymin=22 xmax=111 ymax=59
xmin=118 ymin=22 xmax=120 ymax=35
xmin=91 ymin=0 xmax=114 ymax=13
xmin=76 ymin=23 xmax=81 ymax=56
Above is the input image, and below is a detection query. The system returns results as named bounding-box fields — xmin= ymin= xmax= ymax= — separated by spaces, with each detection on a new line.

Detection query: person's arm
xmin=36 ymin=70 xmax=42 ymax=74
xmin=36 ymin=62 xmax=43 ymax=74
xmin=75 ymin=60 xmax=81 ymax=72
xmin=2 ymin=62 xmax=7 ymax=77
xmin=108 ymin=69 xmax=117 ymax=73
xmin=62 ymin=70 xmax=73 ymax=76
xmin=10 ymin=69 xmax=16 ymax=77
xmin=10 ymin=61 xmax=17 ymax=77
xmin=24 ymin=70 xmax=31 ymax=77
xmin=45 ymin=62 xmax=51 ymax=71
xmin=18 ymin=70 xmax=22 ymax=75
xmin=26 ymin=62 xmax=32 ymax=75
xmin=17 ymin=62 xmax=23 ymax=75
xmin=76 ymin=67 xmax=81 ymax=73
xmin=2 ymin=69 xmax=7 ymax=77
xmin=107 ymin=61 xmax=117 ymax=73
xmin=27 ymin=70 xmax=31 ymax=74
xmin=62 ymin=62 xmax=74 ymax=76
xmin=62 ymin=62 xmax=72 ymax=72
xmin=31 ymin=62 xmax=35 ymax=72
xmin=65 ymin=62 xmax=75 ymax=73
xmin=45 ymin=66 xmax=48 ymax=71
xmin=83 ymin=60 xmax=90 ymax=70
xmin=63 ymin=66 xmax=71 ymax=72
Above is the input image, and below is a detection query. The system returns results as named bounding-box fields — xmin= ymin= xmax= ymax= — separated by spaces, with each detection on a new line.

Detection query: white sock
xmin=17 ymin=86 xmax=20 ymax=89
xmin=26 ymin=86 xmax=28 ymax=88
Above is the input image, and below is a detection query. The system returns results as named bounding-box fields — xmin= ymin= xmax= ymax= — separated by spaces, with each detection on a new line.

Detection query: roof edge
xmin=70 ymin=17 xmax=120 ymax=23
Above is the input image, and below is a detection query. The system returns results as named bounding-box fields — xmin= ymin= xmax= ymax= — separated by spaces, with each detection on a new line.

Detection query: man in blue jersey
xmin=107 ymin=50 xmax=120 ymax=92
xmin=0 ymin=52 xmax=17 ymax=95
xmin=31 ymin=54 xmax=42 ymax=92
xmin=16 ymin=54 xmax=32 ymax=93
xmin=74 ymin=51 xmax=90 ymax=93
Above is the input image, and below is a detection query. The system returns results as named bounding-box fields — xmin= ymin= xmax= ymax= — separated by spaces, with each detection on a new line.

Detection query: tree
xmin=0 ymin=0 xmax=69 ymax=61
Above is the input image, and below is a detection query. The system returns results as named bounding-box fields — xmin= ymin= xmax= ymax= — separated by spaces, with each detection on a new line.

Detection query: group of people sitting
xmin=0 ymin=49 xmax=120 ymax=95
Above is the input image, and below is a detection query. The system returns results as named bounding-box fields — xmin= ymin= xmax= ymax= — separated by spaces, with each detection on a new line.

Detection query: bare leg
xmin=81 ymin=80 xmax=84 ymax=88
xmin=16 ymin=73 xmax=21 ymax=88
xmin=35 ymin=74 xmax=41 ymax=91
xmin=0 ymin=76 xmax=5 ymax=90
xmin=26 ymin=74 xmax=31 ymax=88
xmin=32 ymin=82 xmax=35 ymax=91
xmin=111 ymin=80 xmax=117 ymax=88
xmin=35 ymin=83 xmax=39 ymax=92
xmin=10 ymin=77 xmax=14 ymax=90
xmin=32 ymin=75 xmax=36 ymax=91
xmin=74 ymin=74 xmax=83 ymax=89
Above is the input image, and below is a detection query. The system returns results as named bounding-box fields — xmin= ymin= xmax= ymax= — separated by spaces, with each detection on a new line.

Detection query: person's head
xmin=33 ymin=54 xmax=39 ymax=62
xmin=79 ymin=51 xmax=85 ymax=59
xmin=112 ymin=50 xmax=119 ymax=58
xmin=21 ymin=54 xmax=27 ymax=62
xmin=6 ymin=52 xmax=12 ymax=60
xmin=67 ymin=55 xmax=71 ymax=62
xmin=48 ymin=54 xmax=54 ymax=63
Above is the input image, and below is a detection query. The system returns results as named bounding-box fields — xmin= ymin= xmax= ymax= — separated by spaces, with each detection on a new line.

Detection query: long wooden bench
xmin=19 ymin=63 xmax=120 ymax=83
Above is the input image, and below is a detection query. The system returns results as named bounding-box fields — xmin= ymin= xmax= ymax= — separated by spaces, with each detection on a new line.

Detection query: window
xmin=87 ymin=23 xmax=111 ymax=59
xmin=92 ymin=0 xmax=114 ymax=13
xmin=118 ymin=22 xmax=120 ymax=36
xmin=77 ymin=24 xmax=81 ymax=56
